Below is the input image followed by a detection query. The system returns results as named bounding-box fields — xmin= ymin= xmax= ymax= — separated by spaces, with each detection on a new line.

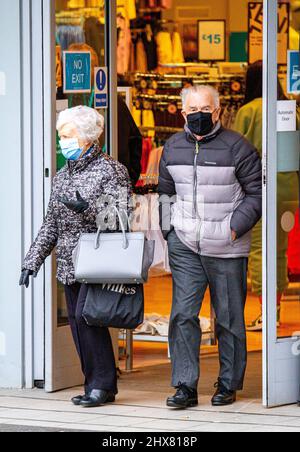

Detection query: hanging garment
xmin=84 ymin=17 xmax=105 ymax=66
xmin=290 ymin=26 xmax=300 ymax=51
xmin=136 ymin=37 xmax=148 ymax=73
xmin=156 ymin=31 xmax=173 ymax=65
xmin=172 ymin=31 xmax=184 ymax=64
xmin=140 ymin=138 xmax=153 ymax=175
xmin=117 ymin=0 xmax=137 ymax=21
xmin=131 ymin=194 xmax=171 ymax=274
xmin=160 ymin=0 xmax=173 ymax=8
xmin=68 ymin=0 xmax=85 ymax=8
xmin=288 ymin=210 xmax=300 ymax=276
xmin=56 ymin=25 xmax=85 ymax=51
xmin=117 ymin=15 xmax=132 ymax=74
xmin=145 ymin=147 xmax=163 ymax=186
xmin=142 ymin=29 xmax=158 ymax=71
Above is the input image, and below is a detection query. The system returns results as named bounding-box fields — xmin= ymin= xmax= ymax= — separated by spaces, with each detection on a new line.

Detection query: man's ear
xmin=214 ymin=107 xmax=222 ymax=121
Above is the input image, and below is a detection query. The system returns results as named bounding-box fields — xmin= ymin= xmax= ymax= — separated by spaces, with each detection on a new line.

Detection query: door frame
xmin=262 ymin=0 xmax=300 ymax=407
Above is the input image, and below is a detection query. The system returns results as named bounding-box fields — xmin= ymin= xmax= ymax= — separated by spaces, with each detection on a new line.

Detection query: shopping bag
xmin=83 ymin=283 xmax=144 ymax=330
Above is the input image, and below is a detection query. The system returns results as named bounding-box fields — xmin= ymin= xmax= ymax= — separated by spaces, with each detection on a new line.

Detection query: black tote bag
xmin=83 ymin=283 xmax=144 ymax=330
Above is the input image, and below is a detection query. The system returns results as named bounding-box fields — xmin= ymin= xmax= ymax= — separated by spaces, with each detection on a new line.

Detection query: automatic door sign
xmin=95 ymin=67 xmax=108 ymax=109
xmin=63 ymin=51 xmax=91 ymax=94
xmin=288 ymin=51 xmax=300 ymax=94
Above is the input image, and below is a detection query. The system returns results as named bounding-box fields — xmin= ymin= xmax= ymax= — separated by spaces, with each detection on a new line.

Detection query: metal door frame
xmin=41 ymin=0 xmax=118 ymax=392
xmin=263 ymin=0 xmax=300 ymax=407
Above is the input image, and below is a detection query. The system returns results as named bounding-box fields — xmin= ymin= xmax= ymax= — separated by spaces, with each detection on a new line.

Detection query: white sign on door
xmin=277 ymin=100 xmax=297 ymax=132
xmin=0 ymin=72 xmax=6 ymax=96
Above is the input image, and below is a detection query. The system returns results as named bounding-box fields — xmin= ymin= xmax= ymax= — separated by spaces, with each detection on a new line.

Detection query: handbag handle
xmin=94 ymin=207 xmax=130 ymax=250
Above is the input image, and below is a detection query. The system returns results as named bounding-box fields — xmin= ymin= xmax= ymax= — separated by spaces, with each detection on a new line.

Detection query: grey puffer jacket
xmin=158 ymin=124 xmax=262 ymax=258
xmin=23 ymin=145 xmax=132 ymax=285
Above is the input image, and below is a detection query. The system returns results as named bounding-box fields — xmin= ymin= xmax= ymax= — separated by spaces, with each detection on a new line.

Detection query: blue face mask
xmin=60 ymin=138 xmax=83 ymax=161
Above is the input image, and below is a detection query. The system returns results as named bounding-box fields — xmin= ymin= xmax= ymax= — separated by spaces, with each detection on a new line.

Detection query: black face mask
xmin=187 ymin=111 xmax=214 ymax=136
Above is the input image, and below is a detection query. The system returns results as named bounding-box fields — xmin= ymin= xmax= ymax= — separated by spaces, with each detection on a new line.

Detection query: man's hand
xmin=231 ymin=230 xmax=237 ymax=242
xmin=59 ymin=191 xmax=89 ymax=214
xmin=19 ymin=269 xmax=36 ymax=288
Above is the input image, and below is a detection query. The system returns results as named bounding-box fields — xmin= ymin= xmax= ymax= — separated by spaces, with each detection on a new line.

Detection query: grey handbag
xmin=73 ymin=207 xmax=155 ymax=284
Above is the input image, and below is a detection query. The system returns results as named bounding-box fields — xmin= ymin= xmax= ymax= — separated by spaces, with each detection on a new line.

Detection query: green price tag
xmin=202 ymin=34 xmax=222 ymax=45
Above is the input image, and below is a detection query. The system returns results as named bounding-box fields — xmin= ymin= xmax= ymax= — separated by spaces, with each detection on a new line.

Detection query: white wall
xmin=0 ymin=0 xmax=24 ymax=388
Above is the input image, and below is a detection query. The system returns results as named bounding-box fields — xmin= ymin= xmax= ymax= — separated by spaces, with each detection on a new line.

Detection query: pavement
xmin=0 ymin=353 xmax=299 ymax=432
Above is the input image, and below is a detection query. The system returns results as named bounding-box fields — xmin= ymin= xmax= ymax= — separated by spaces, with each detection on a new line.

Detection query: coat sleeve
xmin=23 ymin=187 xmax=59 ymax=274
xmin=158 ymin=142 xmax=176 ymax=239
xmin=85 ymin=161 xmax=133 ymax=231
xmin=231 ymin=137 xmax=262 ymax=238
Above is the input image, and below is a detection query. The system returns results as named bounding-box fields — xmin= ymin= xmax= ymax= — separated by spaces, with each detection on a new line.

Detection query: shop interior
xmin=54 ymin=0 xmax=300 ymax=398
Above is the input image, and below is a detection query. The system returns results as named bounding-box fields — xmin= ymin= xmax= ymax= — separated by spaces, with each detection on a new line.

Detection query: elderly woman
xmin=19 ymin=106 xmax=132 ymax=408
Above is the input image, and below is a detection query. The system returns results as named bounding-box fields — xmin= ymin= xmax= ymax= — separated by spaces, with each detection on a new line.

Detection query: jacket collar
xmin=184 ymin=121 xmax=222 ymax=144
xmin=67 ymin=144 xmax=101 ymax=173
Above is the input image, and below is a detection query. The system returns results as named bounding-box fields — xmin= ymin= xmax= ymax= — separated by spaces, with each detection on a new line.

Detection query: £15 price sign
xmin=198 ymin=21 xmax=226 ymax=61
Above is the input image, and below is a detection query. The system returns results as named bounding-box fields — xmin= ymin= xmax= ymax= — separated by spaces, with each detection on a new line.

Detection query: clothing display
xmin=134 ymin=313 xmax=211 ymax=337
xmin=117 ymin=15 xmax=132 ymax=75
xmin=136 ymin=37 xmax=148 ymax=72
xmin=156 ymin=31 xmax=173 ymax=65
xmin=57 ymin=25 xmax=85 ymax=51
xmin=172 ymin=31 xmax=184 ymax=64
xmin=139 ymin=0 xmax=173 ymax=8
xmin=84 ymin=16 xmax=105 ymax=66
xmin=132 ymin=194 xmax=170 ymax=275
xmin=288 ymin=210 xmax=300 ymax=277
xmin=117 ymin=0 xmax=137 ymax=21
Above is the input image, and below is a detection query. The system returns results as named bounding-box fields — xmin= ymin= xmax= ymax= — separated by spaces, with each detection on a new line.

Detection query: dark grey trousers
xmin=167 ymin=230 xmax=248 ymax=392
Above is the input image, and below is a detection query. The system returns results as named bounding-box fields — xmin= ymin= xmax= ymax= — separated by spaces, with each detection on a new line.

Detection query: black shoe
xmin=212 ymin=381 xmax=236 ymax=406
xmin=71 ymin=394 xmax=90 ymax=406
xmin=167 ymin=383 xmax=198 ymax=409
xmin=80 ymin=389 xmax=116 ymax=408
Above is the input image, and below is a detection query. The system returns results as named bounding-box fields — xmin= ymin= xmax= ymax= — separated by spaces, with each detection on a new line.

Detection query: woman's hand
xmin=19 ymin=269 xmax=36 ymax=288
xmin=59 ymin=191 xmax=89 ymax=214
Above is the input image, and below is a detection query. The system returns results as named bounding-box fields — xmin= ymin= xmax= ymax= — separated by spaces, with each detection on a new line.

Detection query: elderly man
xmin=159 ymin=85 xmax=262 ymax=408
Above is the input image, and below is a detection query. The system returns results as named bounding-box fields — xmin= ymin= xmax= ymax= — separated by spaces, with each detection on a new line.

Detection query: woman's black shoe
xmin=212 ymin=381 xmax=236 ymax=406
xmin=167 ymin=384 xmax=198 ymax=409
xmin=71 ymin=394 xmax=90 ymax=406
xmin=80 ymin=389 xmax=116 ymax=408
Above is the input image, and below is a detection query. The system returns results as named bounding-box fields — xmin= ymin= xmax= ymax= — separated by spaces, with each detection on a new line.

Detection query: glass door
xmin=263 ymin=0 xmax=300 ymax=407
xmin=44 ymin=0 xmax=117 ymax=392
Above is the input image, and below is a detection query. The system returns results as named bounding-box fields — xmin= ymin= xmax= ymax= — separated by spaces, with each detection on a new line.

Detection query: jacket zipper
xmin=193 ymin=141 xmax=201 ymax=253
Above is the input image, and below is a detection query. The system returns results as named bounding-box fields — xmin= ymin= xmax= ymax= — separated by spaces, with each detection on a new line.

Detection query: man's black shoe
xmin=212 ymin=381 xmax=236 ymax=406
xmin=80 ymin=389 xmax=116 ymax=408
xmin=167 ymin=383 xmax=198 ymax=409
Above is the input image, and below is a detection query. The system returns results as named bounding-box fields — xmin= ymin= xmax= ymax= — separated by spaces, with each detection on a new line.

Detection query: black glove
xmin=19 ymin=269 xmax=36 ymax=288
xmin=59 ymin=191 xmax=89 ymax=214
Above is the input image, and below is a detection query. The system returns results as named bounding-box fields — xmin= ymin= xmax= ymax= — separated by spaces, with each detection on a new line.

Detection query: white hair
xmin=181 ymin=85 xmax=220 ymax=109
xmin=57 ymin=106 xmax=105 ymax=143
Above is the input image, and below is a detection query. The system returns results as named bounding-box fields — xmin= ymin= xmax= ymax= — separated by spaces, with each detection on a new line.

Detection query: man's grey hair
xmin=181 ymin=85 xmax=220 ymax=109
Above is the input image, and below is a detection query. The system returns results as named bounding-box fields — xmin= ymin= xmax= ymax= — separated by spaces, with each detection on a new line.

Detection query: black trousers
xmin=64 ymin=283 xmax=118 ymax=394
